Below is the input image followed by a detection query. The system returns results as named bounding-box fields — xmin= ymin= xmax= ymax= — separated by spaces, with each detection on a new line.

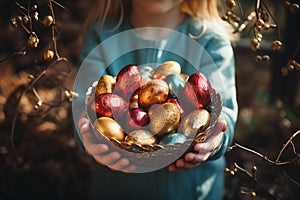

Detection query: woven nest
xmin=84 ymin=81 xmax=222 ymax=171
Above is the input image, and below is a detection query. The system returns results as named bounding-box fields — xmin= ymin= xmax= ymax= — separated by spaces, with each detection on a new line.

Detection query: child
xmin=73 ymin=0 xmax=238 ymax=199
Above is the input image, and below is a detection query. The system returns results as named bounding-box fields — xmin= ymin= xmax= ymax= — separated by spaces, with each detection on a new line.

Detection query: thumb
xmin=78 ymin=117 xmax=90 ymax=134
xmin=215 ymin=118 xmax=227 ymax=132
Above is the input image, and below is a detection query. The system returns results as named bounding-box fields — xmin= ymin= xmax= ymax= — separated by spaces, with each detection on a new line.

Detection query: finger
xmin=94 ymin=152 xmax=121 ymax=166
xmin=176 ymin=158 xmax=200 ymax=168
xmin=193 ymin=131 xmax=223 ymax=153
xmin=171 ymin=159 xmax=200 ymax=171
xmin=109 ymin=160 xmax=136 ymax=173
xmin=82 ymin=129 xmax=101 ymax=147
xmin=194 ymin=141 xmax=216 ymax=153
xmin=85 ymin=143 xmax=109 ymax=156
xmin=78 ymin=117 xmax=90 ymax=134
xmin=80 ymin=123 xmax=90 ymax=134
xmin=168 ymin=164 xmax=185 ymax=172
xmin=184 ymin=152 xmax=209 ymax=163
xmin=214 ymin=118 xmax=226 ymax=133
xmin=175 ymin=159 xmax=185 ymax=167
xmin=178 ymin=162 xmax=200 ymax=169
xmin=108 ymin=158 xmax=130 ymax=171
xmin=78 ymin=117 xmax=89 ymax=129
xmin=122 ymin=164 xmax=137 ymax=173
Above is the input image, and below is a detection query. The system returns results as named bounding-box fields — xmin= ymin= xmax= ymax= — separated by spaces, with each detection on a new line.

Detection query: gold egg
xmin=125 ymin=130 xmax=157 ymax=146
xmin=180 ymin=73 xmax=189 ymax=81
xmin=96 ymin=75 xmax=116 ymax=95
xmin=93 ymin=117 xmax=124 ymax=141
xmin=149 ymin=102 xmax=181 ymax=137
xmin=129 ymin=89 xmax=139 ymax=109
xmin=138 ymin=79 xmax=169 ymax=109
xmin=153 ymin=61 xmax=181 ymax=80
xmin=180 ymin=109 xmax=210 ymax=138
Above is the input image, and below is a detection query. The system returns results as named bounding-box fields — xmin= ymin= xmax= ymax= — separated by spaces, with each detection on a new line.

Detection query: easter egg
xmin=166 ymin=98 xmax=184 ymax=114
xmin=129 ymin=89 xmax=140 ymax=109
xmin=96 ymin=75 xmax=116 ymax=95
xmin=92 ymin=93 xmax=127 ymax=118
xmin=129 ymin=108 xmax=150 ymax=127
xmin=180 ymin=73 xmax=189 ymax=81
xmin=119 ymin=111 xmax=143 ymax=133
xmin=140 ymin=66 xmax=153 ymax=83
xmin=125 ymin=130 xmax=157 ymax=146
xmin=138 ymin=79 xmax=169 ymax=110
xmin=159 ymin=133 xmax=187 ymax=145
xmin=149 ymin=103 xmax=181 ymax=137
xmin=114 ymin=64 xmax=142 ymax=99
xmin=165 ymin=74 xmax=186 ymax=99
xmin=179 ymin=109 xmax=210 ymax=139
xmin=93 ymin=117 xmax=124 ymax=141
xmin=184 ymin=72 xmax=211 ymax=109
xmin=153 ymin=61 xmax=181 ymax=80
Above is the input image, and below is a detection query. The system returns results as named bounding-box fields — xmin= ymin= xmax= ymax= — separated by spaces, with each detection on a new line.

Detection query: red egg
xmin=114 ymin=64 xmax=142 ymax=99
xmin=184 ymin=72 xmax=211 ymax=109
xmin=119 ymin=111 xmax=145 ymax=133
xmin=92 ymin=93 xmax=128 ymax=119
xmin=129 ymin=108 xmax=150 ymax=127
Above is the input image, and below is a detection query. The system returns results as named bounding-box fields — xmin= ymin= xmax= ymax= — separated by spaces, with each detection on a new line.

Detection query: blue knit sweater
xmin=72 ymin=15 xmax=238 ymax=200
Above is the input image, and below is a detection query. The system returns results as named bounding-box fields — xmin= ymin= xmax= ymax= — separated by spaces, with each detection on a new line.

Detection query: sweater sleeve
xmin=201 ymin=36 xmax=238 ymax=160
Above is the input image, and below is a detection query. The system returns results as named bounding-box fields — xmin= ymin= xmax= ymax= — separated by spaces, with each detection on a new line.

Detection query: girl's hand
xmin=168 ymin=118 xmax=226 ymax=172
xmin=78 ymin=117 xmax=136 ymax=173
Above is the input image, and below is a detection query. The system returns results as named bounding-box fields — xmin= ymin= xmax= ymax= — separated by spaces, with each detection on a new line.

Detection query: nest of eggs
xmin=84 ymin=61 xmax=222 ymax=168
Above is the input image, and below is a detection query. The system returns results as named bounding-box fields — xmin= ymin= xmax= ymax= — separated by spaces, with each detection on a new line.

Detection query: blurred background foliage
xmin=0 ymin=0 xmax=299 ymax=199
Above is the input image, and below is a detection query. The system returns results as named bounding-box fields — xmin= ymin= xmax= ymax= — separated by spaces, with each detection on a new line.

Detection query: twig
xmin=14 ymin=1 xmax=27 ymax=13
xmin=282 ymin=170 xmax=300 ymax=187
xmin=261 ymin=1 xmax=280 ymax=37
xmin=0 ymin=50 xmax=27 ymax=63
xmin=50 ymin=0 xmax=66 ymax=10
xmin=255 ymin=0 xmax=261 ymax=19
xmin=234 ymin=162 xmax=281 ymax=200
xmin=230 ymin=143 xmax=297 ymax=166
xmin=276 ymin=130 xmax=300 ymax=162
xmin=236 ymin=0 xmax=244 ymax=17
xmin=47 ymin=0 xmax=60 ymax=59
xmin=234 ymin=162 xmax=254 ymax=179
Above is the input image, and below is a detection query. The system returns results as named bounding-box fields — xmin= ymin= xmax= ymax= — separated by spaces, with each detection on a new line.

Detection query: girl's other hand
xmin=78 ymin=117 xmax=136 ymax=173
xmin=168 ymin=118 xmax=226 ymax=172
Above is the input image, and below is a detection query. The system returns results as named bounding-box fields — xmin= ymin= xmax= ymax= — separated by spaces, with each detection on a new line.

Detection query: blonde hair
xmin=84 ymin=0 xmax=236 ymax=41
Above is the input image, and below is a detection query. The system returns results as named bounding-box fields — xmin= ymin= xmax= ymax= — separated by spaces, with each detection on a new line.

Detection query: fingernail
xmin=80 ymin=124 xmax=88 ymax=134
xmin=222 ymin=124 xmax=227 ymax=132
xmin=176 ymin=160 xmax=184 ymax=167
xmin=185 ymin=154 xmax=193 ymax=162
xmin=168 ymin=165 xmax=175 ymax=172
